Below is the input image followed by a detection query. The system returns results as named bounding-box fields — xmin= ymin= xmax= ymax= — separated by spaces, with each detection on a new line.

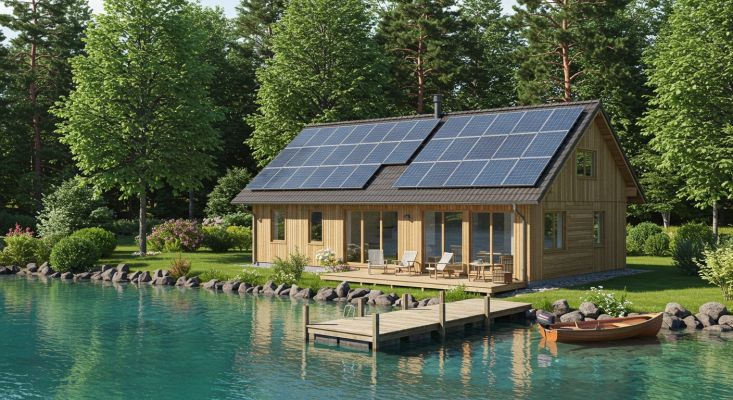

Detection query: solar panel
xmin=247 ymin=118 xmax=440 ymax=190
xmin=394 ymin=106 xmax=584 ymax=188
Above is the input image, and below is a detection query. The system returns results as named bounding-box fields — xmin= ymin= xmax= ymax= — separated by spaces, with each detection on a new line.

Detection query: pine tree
xmin=247 ymin=0 xmax=390 ymax=166
xmin=53 ymin=0 xmax=222 ymax=254
xmin=642 ymin=0 xmax=733 ymax=239
xmin=0 ymin=0 xmax=91 ymax=211
xmin=235 ymin=0 xmax=286 ymax=62
xmin=377 ymin=0 xmax=461 ymax=114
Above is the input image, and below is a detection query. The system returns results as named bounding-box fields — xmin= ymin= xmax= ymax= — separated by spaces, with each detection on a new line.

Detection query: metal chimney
xmin=433 ymin=94 xmax=443 ymax=119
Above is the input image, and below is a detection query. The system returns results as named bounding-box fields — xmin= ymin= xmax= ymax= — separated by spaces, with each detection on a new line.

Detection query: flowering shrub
xmin=0 ymin=225 xmax=46 ymax=266
xmin=271 ymin=249 xmax=308 ymax=283
xmin=269 ymin=269 xmax=297 ymax=285
xmin=315 ymin=248 xmax=338 ymax=267
xmin=580 ymin=286 xmax=632 ymax=317
xmin=7 ymin=224 xmax=34 ymax=237
xmin=147 ymin=219 xmax=203 ymax=252
xmin=233 ymin=268 xmax=263 ymax=285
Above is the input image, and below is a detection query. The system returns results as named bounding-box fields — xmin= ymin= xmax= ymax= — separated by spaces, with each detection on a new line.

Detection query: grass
xmin=507 ymin=256 xmax=733 ymax=313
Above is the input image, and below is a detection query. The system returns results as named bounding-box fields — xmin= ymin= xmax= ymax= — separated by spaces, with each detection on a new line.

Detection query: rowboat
xmin=537 ymin=313 xmax=663 ymax=343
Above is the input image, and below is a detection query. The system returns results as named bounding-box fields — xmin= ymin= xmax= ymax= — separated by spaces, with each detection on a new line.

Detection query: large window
xmin=346 ymin=211 xmax=399 ymax=263
xmin=576 ymin=149 xmax=595 ymax=177
xmin=310 ymin=211 xmax=323 ymax=242
xmin=424 ymin=212 xmax=463 ymax=264
xmin=593 ymin=211 xmax=604 ymax=245
xmin=544 ymin=212 xmax=564 ymax=250
xmin=272 ymin=210 xmax=285 ymax=241
xmin=471 ymin=213 xmax=514 ymax=264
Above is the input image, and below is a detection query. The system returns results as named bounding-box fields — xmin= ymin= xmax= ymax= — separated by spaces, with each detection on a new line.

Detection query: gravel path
xmin=499 ymin=268 xmax=649 ymax=297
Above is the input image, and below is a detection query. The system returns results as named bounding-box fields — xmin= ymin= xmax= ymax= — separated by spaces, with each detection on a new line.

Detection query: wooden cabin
xmin=233 ymin=100 xmax=643 ymax=293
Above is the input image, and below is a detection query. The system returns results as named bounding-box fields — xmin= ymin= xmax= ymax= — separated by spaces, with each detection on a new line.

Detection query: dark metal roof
xmin=233 ymin=100 xmax=639 ymax=205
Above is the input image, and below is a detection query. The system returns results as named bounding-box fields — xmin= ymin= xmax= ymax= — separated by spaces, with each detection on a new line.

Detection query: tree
xmin=36 ymin=176 xmax=113 ymax=237
xmin=205 ymin=167 xmax=252 ymax=217
xmin=513 ymin=0 xmax=629 ymax=103
xmin=642 ymin=0 xmax=733 ymax=239
xmin=377 ymin=0 xmax=461 ymax=114
xmin=630 ymin=151 xmax=682 ymax=228
xmin=235 ymin=0 xmax=286 ymax=62
xmin=247 ymin=0 xmax=390 ymax=166
xmin=53 ymin=0 xmax=222 ymax=254
xmin=0 ymin=0 xmax=90 ymax=211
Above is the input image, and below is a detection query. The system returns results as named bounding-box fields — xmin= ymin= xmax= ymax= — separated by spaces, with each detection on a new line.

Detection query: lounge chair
xmin=367 ymin=249 xmax=388 ymax=275
xmin=492 ymin=255 xmax=513 ymax=284
xmin=392 ymin=251 xmax=418 ymax=275
xmin=425 ymin=252 xmax=455 ymax=279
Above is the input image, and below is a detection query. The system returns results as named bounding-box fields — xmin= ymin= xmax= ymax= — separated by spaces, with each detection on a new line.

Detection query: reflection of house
xmin=233 ymin=100 xmax=643 ymax=290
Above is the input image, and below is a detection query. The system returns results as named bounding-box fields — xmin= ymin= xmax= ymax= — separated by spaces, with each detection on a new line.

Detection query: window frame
xmin=576 ymin=149 xmax=596 ymax=178
xmin=423 ymin=211 xmax=464 ymax=265
xmin=593 ymin=211 xmax=604 ymax=246
xmin=543 ymin=211 xmax=565 ymax=251
xmin=271 ymin=209 xmax=286 ymax=242
xmin=345 ymin=210 xmax=399 ymax=263
xmin=309 ymin=210 xmax=323 ymax=243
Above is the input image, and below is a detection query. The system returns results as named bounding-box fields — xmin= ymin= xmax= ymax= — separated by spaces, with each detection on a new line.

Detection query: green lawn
xmin=507 ymin=256 xmax=733 ymax=313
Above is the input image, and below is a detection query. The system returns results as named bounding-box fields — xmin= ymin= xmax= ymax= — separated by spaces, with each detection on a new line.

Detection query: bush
xmin=0 ymin=210 xmax=36 ymax=233
xmin=169 ymin=256 xmax=192 ymax=278
xmin=672 ymin=223 xmax=715 ymax=274
xmin=271 ymin=249 xmax=308 ymax=283
xmin=626 ymin=222 xmax=663 ymax=254
xmin=643 ymin=233 xmax=670 ymax=257
xmin=205 ymin=167 xmax=252 ymax=217
xmin=71 ymin=227 xmax=117 ymax=257
xmin=698 ymin=243 xmax=733 ymax=300
xmin=147 ymin=219 xmax=203 ymax=252
xmin=580 ymin=286 xmax=632 ymax=317
xmin=446 ymin=284 xmax=472 ymax=302
xmin=0 ymin=226 xmax=46 ymax=266
xmin=196 ymin=269 xmax=230 ymax=282
xmin=226 ymin=225 xmax=251 ymax=251
xmin=50 ymin=236 xmax=100 ymax=273
xmin=105 ymin=218 xmax=162 ymax=236
xmin=234 ymin=268 xmax=264 ymax=285
xmin=203 ymin=226 xmax=234 ymax=252
xmin=36 ymin=177 xmax=114 ymax=237
xmin=222 ymin=212 xmax=252 ymax=228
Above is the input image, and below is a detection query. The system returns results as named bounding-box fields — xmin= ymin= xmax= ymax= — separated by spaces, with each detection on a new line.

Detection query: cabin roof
xmin=233 ymin=100 xmax=643 ymax=205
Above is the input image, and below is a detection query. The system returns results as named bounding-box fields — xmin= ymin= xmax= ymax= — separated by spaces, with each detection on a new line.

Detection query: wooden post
xmin=439 ymin=290 xmax=446 ymax=339
xmin=372 ymin=312 xmax=380 ymax=351
xmin=401 ymin=293 xmax=408 ymax=310
xmin=357 ymin=297 xmax=366 ymax=317
xmin=484 ymin=294 xmax=491 ymax=330
xmin=303 ymin=304 xmax=310 ymax=342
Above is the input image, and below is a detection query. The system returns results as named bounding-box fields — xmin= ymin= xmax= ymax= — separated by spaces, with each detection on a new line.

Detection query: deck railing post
xmin=484 ymin=294 xmax=491 ymax=330
xmin=401 ymin=293 xmax=408 ymax=310
xmin=372 ymin=312 xmax=380 ymax=351
xmin=357 ymin=297 xmax=366 ymax=317
xmin=303 ymin=304 xmax=310 ymax=342
xmin=439 ymin=290 xmax=446 ymax=339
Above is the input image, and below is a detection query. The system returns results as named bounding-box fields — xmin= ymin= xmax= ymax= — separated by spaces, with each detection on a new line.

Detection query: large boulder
xmin=175 ymin=276 xmax=187 ymax=286
xmin=366 ymin=289 xmax=383 ymax=301
xmin=137 ymin=271 xmax=152 ymax=283
xmin=374 ymin=294 xmax=397 ymax=307
xmin=90 ymin=272 xmax=103 ymax=281
xmin=294 ymin=288 xmax=315 ymax=299
xmin=203 ymin=279 xmax=219 ymax=290
xmin=73 ymin=271 xmax=92 ymax=280
xmin=703 ymin=325 xmax=733 ymax=333
xmin=347 ymin=288 xmax=370 ymax=301
xmin=662 ymin=313 xmax=683 ymax=330
xmin=185 ymin=277 xmax=200 ymax=288
xmin=699 ymin=302 xmax=728 ymax=322
xmin=559 ymin=310 xmax=584 ymax=323
xmin=112 ymin=271 xmax=128 ymax=282
xmin=223 ymin=281 xmax=241 ymax=292
xmin=48 ymin=272 xmax=60 ymax=278
xmin=718 ymin=315 xmax=733 ymax=327
xmin=127 ymin=271 xmax=141 ymax=282
xmin=552 ymin=299 xmax=570 ymax=317
xmin=60 ymin=272 xmax=74 ymax=280
xmin=274 ymin=283 xmax=290 ymax=296
xmin=26 ymin=263 xmax=39 ymax=273
xmin=116 ymin=264 xmax=130 ymax=273
xmin=239 ymin=282 xmax=252 ymax=293
xmin=335 ymin=281 xmax=350 ymax=298
xmin=597 ymin=314 xmax=614 ymax=320
xmin=101 ymin=268 xmax=116 ymax=281
xmin=664 ymin=302 xmax=691 ymax=319
xmin=100 ymin=264 xmax=114 ymax=272
xmin=289 ymin=284 xmax=300 ymax=297
xmin=314 ymin=288 xmax=337 ymax=301
xmin=579 ymin=302 xmax=601 ymax=319
xmin=261 ymin=281 xmax=277 ymax=295
xmin=695 ymin=313 xmax=715 ymax=328
xmin=154 ymin=276 xmax=175 ymax=286
xmin=427 ymin=297 xmax=441 ymax=306
xmin=683 ymin=315 xmax=702 ymax=330
xmin=152 ymin=269 xmax=164 ymax=279
xmin=38 ymin=265 xmax=54 ymax=276
xmin=0 ymin=267 xmax=9 ymax=275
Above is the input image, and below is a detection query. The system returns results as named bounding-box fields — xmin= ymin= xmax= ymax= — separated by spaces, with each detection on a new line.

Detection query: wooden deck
xmin=305 ymin=297 xmax=531 ymax=351
xmin=320 ymin=269 xmax=526 ymax=294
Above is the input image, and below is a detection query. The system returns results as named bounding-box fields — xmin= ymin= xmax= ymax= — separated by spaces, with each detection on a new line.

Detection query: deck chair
xmin=367 ymin=249 xmax=388 ymax=275
xmin=492 ymin=255 xmax=513 ymax=284
xmin=393 ymin=251 xmax=418 ymax=276
xmin=425 ymin=252 xmax=455 ymax=279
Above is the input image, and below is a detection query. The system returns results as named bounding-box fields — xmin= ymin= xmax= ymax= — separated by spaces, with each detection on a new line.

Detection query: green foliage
xmin=671 ymin=223 xmax=714 ymax=274
xmin=226 ymin=225 xmax=252 ymax=252
xmin=168 ymin=256 xmax=192 ymax=279
xmin=271 ymin=249 xmax=308 ymax=283
xmin=202 ymin=226 xmax=235 ymax=253
xmin=580 ymin=286 xmax=632 ymax=317
xmin=196 ymin=269 xmax=230 ymax=282
xmin=233 ymin=267 xmax=264 ymax=285
xmin=71 ymin=227 xmax=117 ymax=257
xmin=147 ymin=219 xmax=204 ymax=252
xmin=50 ymin=236 xmax=100 ymax=273
xmin=36 ymin=177 xmax=114 ymax=237
xmin=234 ymin=0 xmax=286 ymax=61
xmin=446 ymin=285 xmax=471 ymax=302
xmin=105 ymin=219 xmax=161 ymax=236
xmin=247 ymin=0 xmax=390 ymax=166
xmin=626 ymin=222 xmax=663 ymax=254
xmin=0 ymin=211 xmax=36 ymax=233
xmin=698 ymin=243 xmax=733 ymax=300
xmin=222 ymin=212 xmax=252 ymax=228
xmin=205 ymin=167 xmax=252 ymax=217
xmin=643 ymin=233 xmax=670 ymax=257
xmin=0 ymin=233 xmax=45 ymax=266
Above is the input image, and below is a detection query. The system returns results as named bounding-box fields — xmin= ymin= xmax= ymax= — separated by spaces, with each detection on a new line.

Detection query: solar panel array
xmin=247 ymin=119 xmax=440 ymax=190
xmin=393 ymin=107 xmax=584 ymax=188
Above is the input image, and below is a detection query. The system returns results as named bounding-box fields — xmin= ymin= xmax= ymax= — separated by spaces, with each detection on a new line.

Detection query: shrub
xmin=222 ymin=212 xmax=252 ymax=228
xmin=446 ymin=284 xmax=472 ymax=302
xmin=672 ymin=223 xmax=715 ymax=274
xmin=626 ymin=222 xmax=662 ymax=254
xmin=196 ymin=269 xmax=230 ymax=282
xmin=580 ymin=286 xmax=632 ymax=317
xmin=36 ymin=177 xmax=114 ymax=237
xmin=0 ymin=226 xmax=45 ymax=266
xmin=50 ymin=236 xmax=100 ymax=273
xmin=205 ymin=167 xmax=252 ymax=218
xmin=71 ymin=227 xmax=117 ymax=257
xmin=271 ymin=249 xmax=308 ymax=283
xmin=0 ymin=210 xmax=36 ymax=233
xmin=643 ymin=233 xmax=670 ymax=257
xmin=315 ymin=248 xmax=339 ymax=268
xmin=203 ymin=226 xmax=234 ymax=252
xmin=233 ymin=268 xmax=264 ymax=285
xmin=169 ymin=256 xmax=192 ymax=278
xmin=105 ymin=218 xmax=162 ymax=236
xmin=226 ymin=225 xmax=252 ymax=251
xmin=147 ymin=219 xmax=203 ymax=252
xmin=698 ymin=244 xmax=733 ymax=300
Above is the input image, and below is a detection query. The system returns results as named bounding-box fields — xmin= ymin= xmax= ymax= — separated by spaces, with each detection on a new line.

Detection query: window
xmin=346 ymin=211 xmax=399 ymax=263
xmin=310 ymin=211 xmax=323 ymax=242
xmin=424 ymin=212 xmax=463 ymax=264
xmin=544 ymin=212 xmax=564 ymax=250
xmin=593 ymin=211 xmax=604 ymax=245
xmin=272 ymin=210 xmax=285 ymax=241
xmin=576 ymin=149 xmax=595 ymax=177
xmin=471 ymin=212 xmax=514 ymax=264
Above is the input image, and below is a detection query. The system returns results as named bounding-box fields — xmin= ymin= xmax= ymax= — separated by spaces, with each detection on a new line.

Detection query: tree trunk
xmin=30 ymin=0 xmax=42 ymax=211
xmin=139 ymin=191 xmax=147 ymax=255
xmin=560 ymin=16 xmax=572 ymax=102
xmin=661 ymin=212 xmax=671 ymax=229
xmin=712 ymin=200 xmax=719 ymax=242
xmin=416 ymin=37 xmax=425 ymax=114
xmin=188 ymin=189 xmax=194 ymax=220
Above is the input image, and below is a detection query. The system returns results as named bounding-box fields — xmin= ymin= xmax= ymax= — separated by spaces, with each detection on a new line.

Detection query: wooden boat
xmin=537 ymin=313 xmax=663 ymax=343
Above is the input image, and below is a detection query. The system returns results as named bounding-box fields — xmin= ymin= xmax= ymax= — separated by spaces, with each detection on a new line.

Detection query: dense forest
xmin=0 ymin=0 xmax=731 ymax=236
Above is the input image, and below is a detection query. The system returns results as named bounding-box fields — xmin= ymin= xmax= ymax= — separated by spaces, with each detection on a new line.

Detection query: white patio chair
xmin=425 ymin=252 xmax=455 ymax=279
xmin=393 ymin=251 xmax=418 ymax=276
xmin=367 ymin=249 xmax=388 ymax=275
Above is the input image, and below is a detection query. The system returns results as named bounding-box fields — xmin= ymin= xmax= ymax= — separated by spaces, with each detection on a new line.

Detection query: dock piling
xmin=439 ymin=290 xmax=446 ymax=339
xmin=303 ymin=304 xmax=310 ymax=342
xmin=357 ymin=297 xmax=366 ymax=317
xmin=401 ymin=293 xmax=408 ymax=310
xmin=484 ymin=294 xmax=491 ymax=330
xmin=372 ymin=312 xmax=380 ymax=351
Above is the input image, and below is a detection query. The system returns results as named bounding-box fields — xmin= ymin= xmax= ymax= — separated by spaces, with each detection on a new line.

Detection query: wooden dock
xmin=304 ymin=295 xmax=532 ymax=351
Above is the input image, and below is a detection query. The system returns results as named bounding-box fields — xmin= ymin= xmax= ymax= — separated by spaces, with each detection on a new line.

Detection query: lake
xmin=1 ymin=276 xmax=732 ymax=399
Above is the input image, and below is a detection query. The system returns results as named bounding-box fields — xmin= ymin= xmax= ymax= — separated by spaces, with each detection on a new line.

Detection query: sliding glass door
xmin=424 ymin=212 xmax=463 ymax=264
xmin=346 ymin=211 xmax=399 ymax=263
xmin=470 ymin=212 xmax=514 ymax=264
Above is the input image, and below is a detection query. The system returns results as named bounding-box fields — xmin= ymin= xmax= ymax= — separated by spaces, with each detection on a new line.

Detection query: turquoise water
xmin=1 ymin=277 xmax=732 ymax=400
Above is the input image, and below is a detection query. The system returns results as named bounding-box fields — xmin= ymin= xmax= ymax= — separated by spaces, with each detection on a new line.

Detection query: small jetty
xmin=304 ymin=294 xmax=532 ymax=351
